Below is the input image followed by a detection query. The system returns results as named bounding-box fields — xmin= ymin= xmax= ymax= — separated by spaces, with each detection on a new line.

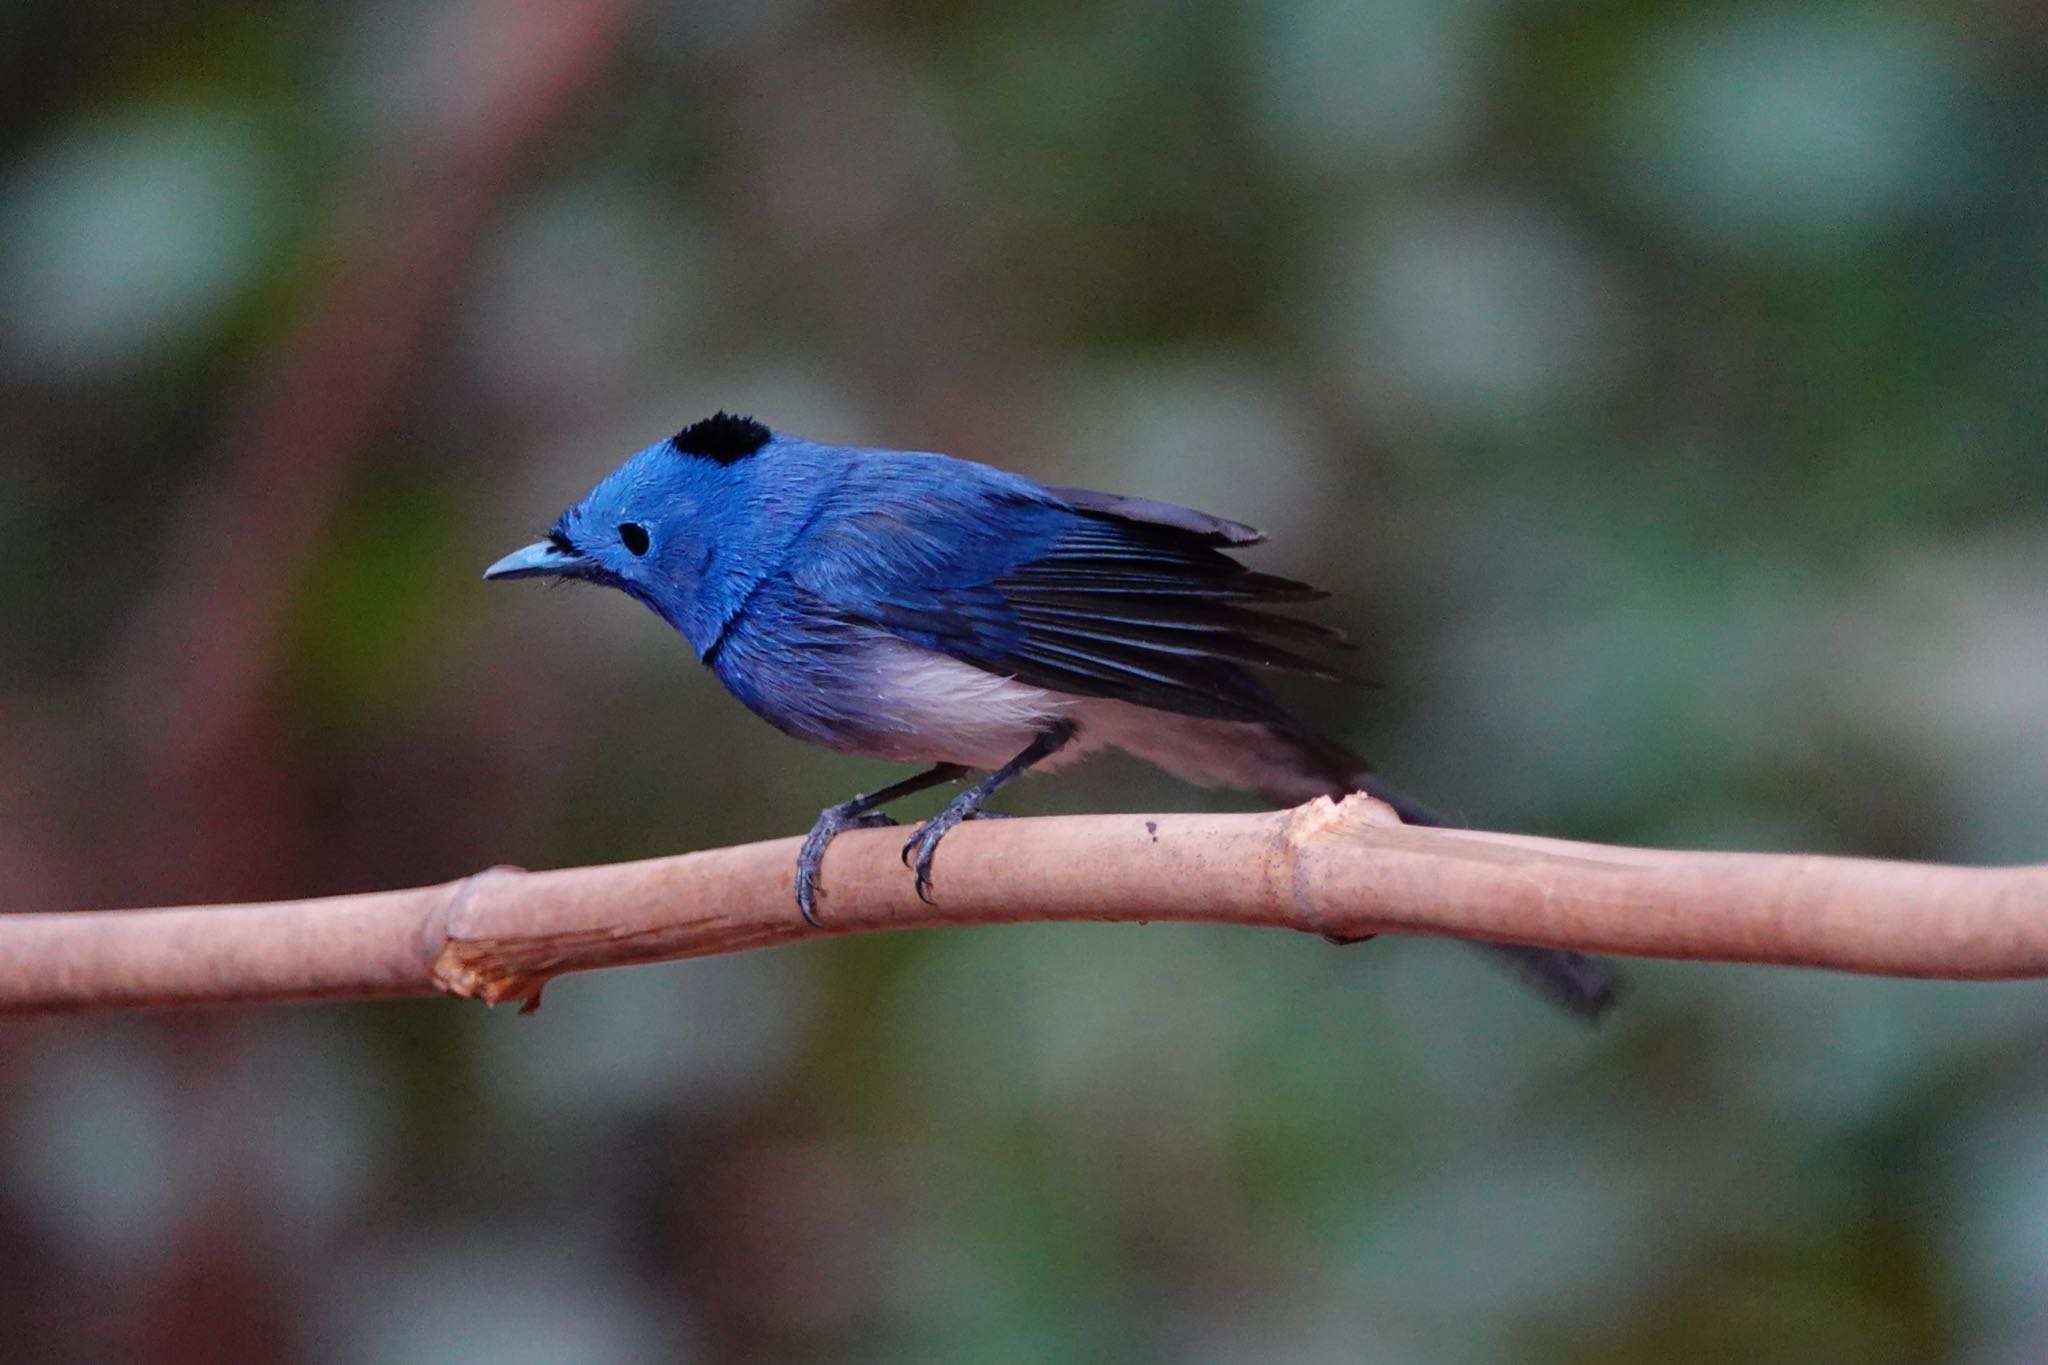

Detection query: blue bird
xmin=486 ymin=413 xmax=1616 ymax=1018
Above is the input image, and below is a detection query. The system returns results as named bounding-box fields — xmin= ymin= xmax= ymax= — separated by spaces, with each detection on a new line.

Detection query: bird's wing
xmin=1035 ymin=485 xmax=1266 ymax=546
xmin=793 ymin=468 xmax=1351 ymax=723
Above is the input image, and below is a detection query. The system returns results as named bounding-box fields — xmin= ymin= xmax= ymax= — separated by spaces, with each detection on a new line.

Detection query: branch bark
xmin=3 ymin=795 xmax=2045 ymax=1017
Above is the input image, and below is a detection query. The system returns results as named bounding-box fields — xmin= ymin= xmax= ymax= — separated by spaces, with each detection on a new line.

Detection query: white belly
xmin=840 ymin=645 xmax=1342 ymax=806
xmin=850 ymin=641 xmax=1078 ymax=769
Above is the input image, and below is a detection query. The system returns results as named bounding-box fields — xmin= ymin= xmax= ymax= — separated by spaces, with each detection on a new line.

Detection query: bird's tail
xmin=1352 ymin=763 xmax=1619 ymax=1018
xmin=1090 ymin=709 xmax=1620 ymax=1018
xmin=1163 ymin=720 xmax=1622 ymax=1019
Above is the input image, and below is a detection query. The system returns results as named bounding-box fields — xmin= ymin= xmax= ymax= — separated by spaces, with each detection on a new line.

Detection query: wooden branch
xmin=3 ymin=795 xmax=2045 ymax=1017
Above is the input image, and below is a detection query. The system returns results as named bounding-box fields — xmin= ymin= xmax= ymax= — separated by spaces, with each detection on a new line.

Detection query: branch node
xmin=1279 ymin=792 xmax=1402 ymax=941
xmin=427 ymin=864 xmax=549 ymax=1009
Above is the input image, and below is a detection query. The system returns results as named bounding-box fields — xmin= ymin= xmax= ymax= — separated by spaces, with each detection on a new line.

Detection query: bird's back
xmin=775 ymin=445 xmax=1344 ymax=723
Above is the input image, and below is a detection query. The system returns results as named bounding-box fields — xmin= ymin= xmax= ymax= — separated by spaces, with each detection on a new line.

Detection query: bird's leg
xmin=797 ymin=763 xmax=969 ymax=927
xmin=902 ymin=722 xmax=1077 ymax=904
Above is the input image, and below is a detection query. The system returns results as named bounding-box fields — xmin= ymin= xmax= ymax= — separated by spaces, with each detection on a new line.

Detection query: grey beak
xmin=483 ymin=540 xmax=585 ymax=581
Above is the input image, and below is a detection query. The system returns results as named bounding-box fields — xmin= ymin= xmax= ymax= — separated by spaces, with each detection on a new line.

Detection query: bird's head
xmin=484 ymin=411 xmax=780 ymax=646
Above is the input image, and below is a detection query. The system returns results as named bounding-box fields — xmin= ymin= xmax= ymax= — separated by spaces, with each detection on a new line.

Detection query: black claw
xmin=901 ymin=802 xmax=981 ymax=904
xmin=795 ymin=805 xmax=897 ymax=927
xmin=790 ymin=764 xmax=972 ymax=926
xmin=909 ymin=826 xmax=944 ymax=902
xmin=890 ymin=725 xmax=1075 ymax=905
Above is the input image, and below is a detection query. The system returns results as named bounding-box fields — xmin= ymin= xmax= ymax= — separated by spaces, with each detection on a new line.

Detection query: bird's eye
xmin=618 ymin=522 xmax=649 ymax=556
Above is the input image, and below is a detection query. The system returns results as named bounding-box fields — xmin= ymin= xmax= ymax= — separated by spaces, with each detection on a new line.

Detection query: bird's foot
xmin=900 ymin=797 xmax=999 ymax=903
xmin=796 ymin=804 xmax=899 ymax=927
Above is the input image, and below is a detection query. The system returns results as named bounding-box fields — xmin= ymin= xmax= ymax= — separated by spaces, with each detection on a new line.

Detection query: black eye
xmin=618 ymin=522 xmax=649 ymax=556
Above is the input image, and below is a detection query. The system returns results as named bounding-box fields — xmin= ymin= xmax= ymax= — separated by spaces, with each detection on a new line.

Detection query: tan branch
xmin=3 ymin=796 xmax=2045 ymax=1017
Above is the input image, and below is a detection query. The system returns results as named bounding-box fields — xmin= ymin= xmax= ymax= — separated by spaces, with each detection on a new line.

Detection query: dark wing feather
xmin=997 ymin=568 xmax=1326 ymax=600
xmin=1011 ymin=593 xmax=1347 ymax=647
xmin=1038 ymin=486 xmax=1266 ymax=545
xmin=794 ymin=468 xmax=1351 ymax=722
xmin=960 ymin=493 xmax=1352 ymax=721
xmin=1008 ymin=606 xmax=1346 ymax=675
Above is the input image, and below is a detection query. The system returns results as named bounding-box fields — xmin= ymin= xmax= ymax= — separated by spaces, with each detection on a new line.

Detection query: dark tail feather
xmin=1478 ymin=942 xmax=1621 ymax=1021
xmin=1349 ymin=768 xmax=1621 ymax=1022
xmin=1104 ymin=712 xmax=1621 ymax=1019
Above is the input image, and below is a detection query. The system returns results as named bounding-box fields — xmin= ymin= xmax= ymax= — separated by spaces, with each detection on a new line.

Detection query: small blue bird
xmin=486 ymin=413 xmax=1616 ymax=1018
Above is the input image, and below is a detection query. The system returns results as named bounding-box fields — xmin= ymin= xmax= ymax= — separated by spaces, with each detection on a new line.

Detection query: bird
xmin=485 ymin=412 xmax=1617 ymax=1019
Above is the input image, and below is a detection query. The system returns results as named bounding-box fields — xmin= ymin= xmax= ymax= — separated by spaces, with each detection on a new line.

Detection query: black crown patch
xmin=670 ymin=411 xmax=772 ymax=463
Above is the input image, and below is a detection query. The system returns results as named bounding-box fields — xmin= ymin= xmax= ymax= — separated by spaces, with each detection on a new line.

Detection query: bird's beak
xmin=482 ymin=540 xmax=587 ymax=581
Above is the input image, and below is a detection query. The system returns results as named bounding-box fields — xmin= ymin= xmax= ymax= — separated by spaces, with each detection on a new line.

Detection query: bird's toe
xmin=797 ymin=803 xmax=897 ymax=927
xmin=910 ymin=838 xmax=941 ymax=903
xmin=898 ymin=800 xmax=996 ymax=900
xmin=903 ymin=820 xmax=953 ymax=902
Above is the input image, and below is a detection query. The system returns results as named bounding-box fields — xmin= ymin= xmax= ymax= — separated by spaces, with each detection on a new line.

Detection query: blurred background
xmin=2 ymin=0 xmax=2046 ymax=1359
